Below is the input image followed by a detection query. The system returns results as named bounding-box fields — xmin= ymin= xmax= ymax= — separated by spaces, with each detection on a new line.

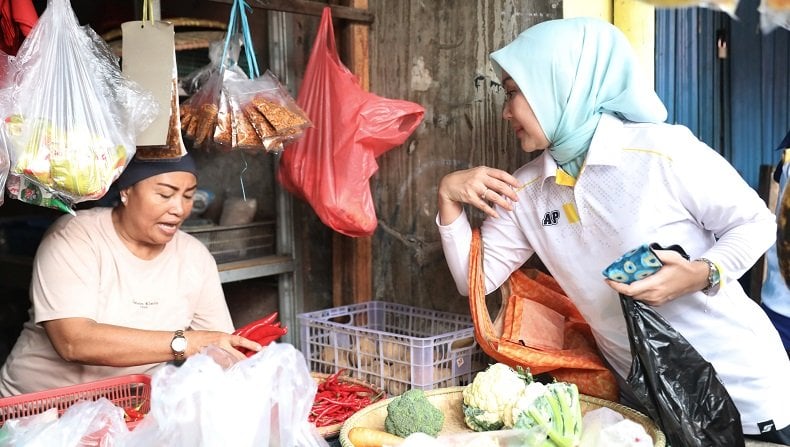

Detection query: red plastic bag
xmin=278 ymin=6 xmax=424 ymax=237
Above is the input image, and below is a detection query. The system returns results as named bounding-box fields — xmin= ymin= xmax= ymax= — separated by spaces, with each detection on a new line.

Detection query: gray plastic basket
xmin=298 ymin=301 xmax=486 ymax=396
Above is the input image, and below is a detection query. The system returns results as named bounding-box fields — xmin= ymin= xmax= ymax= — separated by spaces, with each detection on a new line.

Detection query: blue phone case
xmin=602 ymin=244 xmax=663 ymax=284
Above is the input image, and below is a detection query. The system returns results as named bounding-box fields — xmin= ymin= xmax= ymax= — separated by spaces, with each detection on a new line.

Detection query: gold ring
xmin=481 ymin=188 xmax=489 ymax=201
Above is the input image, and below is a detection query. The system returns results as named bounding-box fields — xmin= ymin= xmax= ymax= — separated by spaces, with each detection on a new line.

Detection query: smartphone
xmin=603 ymin=243 xmax=690 ymax=284
xmin=602 ymin=243 xmax=664 ymax=285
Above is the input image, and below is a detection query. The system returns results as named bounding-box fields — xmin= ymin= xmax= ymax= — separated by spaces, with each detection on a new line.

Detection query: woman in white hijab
xmin=437 ymin=17 xmax=790 ymax=443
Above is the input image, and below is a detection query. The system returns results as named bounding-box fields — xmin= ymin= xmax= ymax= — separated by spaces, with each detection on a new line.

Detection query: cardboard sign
xmin=121 ymin=20 xmax=175 ymax=146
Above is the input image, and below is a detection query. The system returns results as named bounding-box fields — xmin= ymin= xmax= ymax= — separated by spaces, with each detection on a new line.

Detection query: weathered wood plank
xmin=209 ymin=0 xmax=374 ymax=23
xmin=333 ymin=0 xmax=373 ymax=307
xmin=368 ymin=0 xmax=561 ymax=312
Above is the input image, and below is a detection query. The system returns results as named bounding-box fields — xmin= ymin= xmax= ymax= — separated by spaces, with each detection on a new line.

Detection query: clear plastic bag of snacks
xmin=3 ymin=0 xmax=156 ymax=208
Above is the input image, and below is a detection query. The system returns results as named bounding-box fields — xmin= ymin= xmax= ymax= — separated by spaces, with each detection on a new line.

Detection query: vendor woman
xmin=0 ymin=154 xmax=261 ymax=397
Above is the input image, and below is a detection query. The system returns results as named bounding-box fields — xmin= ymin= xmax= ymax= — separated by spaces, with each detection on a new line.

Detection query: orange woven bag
xmin=468 ymin=229 xmax=619 ymax=401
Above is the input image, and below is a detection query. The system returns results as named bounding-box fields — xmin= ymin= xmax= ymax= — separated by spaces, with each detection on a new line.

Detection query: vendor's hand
xmin=438 ymin=166 xmax=521 ymax=222
xmin=604 ymin=249 xmax=710 ymax=306
xmin=185 ymin=330 xmax=263 ymax=362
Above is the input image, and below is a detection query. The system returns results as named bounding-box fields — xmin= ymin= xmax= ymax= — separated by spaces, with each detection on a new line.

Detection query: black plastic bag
xmin=620 ymin=294 xmax=745 ymax=447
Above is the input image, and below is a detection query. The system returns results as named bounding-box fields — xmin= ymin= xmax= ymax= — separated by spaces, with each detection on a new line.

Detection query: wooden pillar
xmin=563 ymin=0 xmax=655 ymax=85
xmin=333 ymin=0 xmax=372 ymax=307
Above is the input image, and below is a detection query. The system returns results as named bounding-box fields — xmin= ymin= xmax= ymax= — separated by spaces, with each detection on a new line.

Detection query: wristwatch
xmin=170 ymin=330 xmax=187 ymax=362
xmin=696 ymin=258 xmax=721 ymax=296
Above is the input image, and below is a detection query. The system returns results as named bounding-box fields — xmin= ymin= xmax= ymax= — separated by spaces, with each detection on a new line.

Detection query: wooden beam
xmin=333 ymin=0 xmax=372 ymax=307
xmin=209 ymin=0 xmax=374 ymax=24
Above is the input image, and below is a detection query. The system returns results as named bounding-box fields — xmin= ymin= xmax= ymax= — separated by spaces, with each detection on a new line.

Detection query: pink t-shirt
xmin=0 ymin=207 xmax=234 ymax=396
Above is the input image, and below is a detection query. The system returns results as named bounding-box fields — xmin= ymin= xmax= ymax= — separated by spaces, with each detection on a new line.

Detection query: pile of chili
xmin=122 ymin=400 xmax=146 ymax=422
xmin=309 ymin=369 xmax=384 ymax=428
xmin=233 ymin=311 xmax=288 ymax=357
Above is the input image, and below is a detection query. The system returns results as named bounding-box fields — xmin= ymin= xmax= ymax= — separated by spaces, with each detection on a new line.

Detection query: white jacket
xmin=438 ymin=114 xmax=790 ymax=434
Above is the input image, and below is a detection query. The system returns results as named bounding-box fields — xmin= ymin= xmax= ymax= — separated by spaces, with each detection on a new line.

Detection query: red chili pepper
xmin=233 ymin=312 xmax=288 ymax=357
xmin=232 ymin=311 xmax=280 ymax=337
xmin=308 ymin=371 xmax=383 ymax=427
xmin=237 ymin=326 xmax=288 ymax=357
xmin=123 ymin=400 xmax=146 ymax=422
xmin=247 ymin=324 xmax=287 ymax=343
xmin=260 ymin=311 xmax=279 ymax=325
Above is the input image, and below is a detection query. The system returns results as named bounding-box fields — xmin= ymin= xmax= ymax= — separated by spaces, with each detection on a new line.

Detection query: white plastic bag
xmin=760 ymin=0 xmax=790 ymax=33
xmin=579 ymin=407 xmax=653 ymax=447
xmin=3 ymin=0 xmax=156 ymax=207
xmin=124 ymin=343 xmax=329 ymax=447
xmin=0 ymin=399 xmax=129 ymax=447
xmin=0 ymin=50 xmax=16 ymax=208
xmin=0 ymin=408 xmax=59 ymax=446
xmin=0 ymin=129 xmax=9 ymax=207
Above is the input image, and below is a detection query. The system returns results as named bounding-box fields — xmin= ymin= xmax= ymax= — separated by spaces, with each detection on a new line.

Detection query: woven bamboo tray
xmin=338 ymin=386 xmax=666 ymax=447
xmin=311 ymin=372 xmax=385 ymax=439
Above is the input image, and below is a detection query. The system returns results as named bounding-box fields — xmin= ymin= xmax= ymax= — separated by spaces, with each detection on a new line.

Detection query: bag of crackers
xmin=224 ymin=70 xmax=311 ymax=153
xmin=180 ymin=1 xmax=310 ymax=153
xmin=179 ymin=55 xmax=235 ymax=152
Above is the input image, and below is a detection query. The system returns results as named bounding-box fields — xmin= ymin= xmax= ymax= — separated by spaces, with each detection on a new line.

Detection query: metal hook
xmin=239 ymin=151 xmax=249 ymax=201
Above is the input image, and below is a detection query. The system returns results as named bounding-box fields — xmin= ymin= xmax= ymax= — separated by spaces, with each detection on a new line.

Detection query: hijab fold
xmin=490 ymin=18 xmax=667 ymax=178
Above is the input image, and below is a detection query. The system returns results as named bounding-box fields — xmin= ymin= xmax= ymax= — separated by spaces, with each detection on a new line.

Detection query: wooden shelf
xmin=217 ymin=254 xmax=294 ymax=283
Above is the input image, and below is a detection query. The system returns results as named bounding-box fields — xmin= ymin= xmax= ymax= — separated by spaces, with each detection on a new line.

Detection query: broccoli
xmin=384 ymin=389 xmax=445 ymax=437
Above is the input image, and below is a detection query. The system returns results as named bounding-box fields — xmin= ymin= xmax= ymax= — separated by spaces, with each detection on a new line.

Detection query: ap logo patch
xmin=542 ymin=210 xmax=560 ymax=226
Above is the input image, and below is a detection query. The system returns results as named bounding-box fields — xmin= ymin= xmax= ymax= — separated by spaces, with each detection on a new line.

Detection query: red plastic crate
xmin=0 ymin=374 xmax=151 ymax=429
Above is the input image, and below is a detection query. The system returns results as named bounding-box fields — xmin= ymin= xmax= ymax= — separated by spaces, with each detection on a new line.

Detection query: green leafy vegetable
xmin=461 ymin=363 xmax=583 ymax=447
xmin=384 ymin=389 xmax=444 ymax=437
xmin=511 ymin=382 xmax=583 ymax=447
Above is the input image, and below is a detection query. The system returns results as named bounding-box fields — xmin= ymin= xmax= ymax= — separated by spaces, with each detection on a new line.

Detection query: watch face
xmin=711 ymin=268 xmax=721 ymax=285
xmin=171 ymin=336 xmax=187 ymax=353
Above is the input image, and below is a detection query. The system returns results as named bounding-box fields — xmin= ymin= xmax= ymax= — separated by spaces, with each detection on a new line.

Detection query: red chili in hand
xmin=233 ymin=311 xmax=280 ymax=338
xmin=234 ymin=312 xmax=287 ymax=357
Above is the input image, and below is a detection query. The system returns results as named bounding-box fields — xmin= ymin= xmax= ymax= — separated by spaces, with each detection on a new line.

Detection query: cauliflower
xmin=462 ymin=363 xmax=533 ymax=431
xmin=462 ymin=363 xmax=583 ymax=447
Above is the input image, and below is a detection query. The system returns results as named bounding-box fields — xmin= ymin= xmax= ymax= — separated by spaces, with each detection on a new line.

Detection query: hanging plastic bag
xmin=180 ymin=3 xmax=250 ymax=152
xmin=277 ymin=6 xmax=425 ymax=237
xmin=0 ymin=132 xmax=9 ymax=207
xmin=0 ymin=64 xmax=12 ymax=207
xmin=181 ymin=68 xmax=225 ymax=149
xmin=219 ymin=2 xmax=310 ymax=153
xmin=181 ymin=39 xmax=246 ymax=98
xmin=760 ymin=2 xmax=790 ymax=43
xmin=760 ymin=0 xmax=790 ymax=34
xmin=2 ymin=0 xmax=156 ymax=209
xmin=226 ymin=70 xmax=312 ymax=153
xmin=605 ymin=244 xmax=745 ymax=447
xmin=181 ymin=36 xmax=250 ymax=152
xmin=181 ymin=2 xmax=310 ymax=155
xmin=0 ymin=0 xmax=37 ymax=56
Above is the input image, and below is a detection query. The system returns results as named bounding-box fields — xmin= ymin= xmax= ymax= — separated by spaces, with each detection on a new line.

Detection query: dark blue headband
xmin=115 ymin=153 xmax=199 ymax=190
